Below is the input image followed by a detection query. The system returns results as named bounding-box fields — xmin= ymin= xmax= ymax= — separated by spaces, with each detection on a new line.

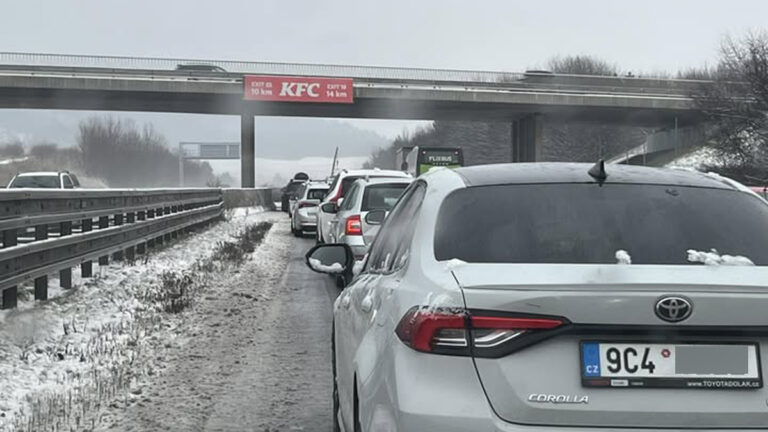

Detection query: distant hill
xmin=0 ymin=110 xmax=389 ymax=160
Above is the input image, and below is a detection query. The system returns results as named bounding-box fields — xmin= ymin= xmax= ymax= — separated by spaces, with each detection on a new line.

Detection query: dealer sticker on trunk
xmin=581 ymin=341 xmax=762 ymax=389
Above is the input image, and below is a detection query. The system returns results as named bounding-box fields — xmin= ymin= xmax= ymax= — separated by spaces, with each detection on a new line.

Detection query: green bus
xmin=398 ymin=146 xmax=464 ymax=177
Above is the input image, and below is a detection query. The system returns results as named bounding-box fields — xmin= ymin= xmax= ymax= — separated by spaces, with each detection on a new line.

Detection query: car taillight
xmin=345 ymin=214 xmax=362 ymax=235
xmin=298 ymin=202 xmax=316 ymax=209
xmin=395 ymin=307 xmax=566 ymax=357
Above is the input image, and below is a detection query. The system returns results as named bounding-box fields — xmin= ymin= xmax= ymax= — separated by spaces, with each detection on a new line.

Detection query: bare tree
xmin=547 ymin=55 xmax=617 ymax=76
xmin=543 ymin=55 xmax=646 ymax=161
xmin=691 ymin=33 xmax=768 ymax=179
xmin=77 ymin=116 xmax=215 ymax=187
xmin=0 ymin=142 xmax=24 ymax=158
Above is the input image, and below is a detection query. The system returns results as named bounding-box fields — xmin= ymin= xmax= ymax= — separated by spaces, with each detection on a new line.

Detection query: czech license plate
xmin=581 ymin=341 xmax=762 ymax=389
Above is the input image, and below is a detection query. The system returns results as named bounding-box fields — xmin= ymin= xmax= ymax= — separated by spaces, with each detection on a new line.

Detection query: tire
xmin=332 ymin=326 xmax=341 ymax=432
xmin=353 ymin=377 xmax=362 ymax=432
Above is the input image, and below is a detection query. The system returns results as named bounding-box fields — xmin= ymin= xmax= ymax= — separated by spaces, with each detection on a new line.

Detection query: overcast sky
xmin=3 ymin=1 xmax=767 ymax=71
xmin=2 ymin=0 xmax=767 ymax=139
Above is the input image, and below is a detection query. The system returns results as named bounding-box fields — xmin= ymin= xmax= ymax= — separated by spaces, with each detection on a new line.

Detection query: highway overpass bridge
xmin=0 ymin=52 xmax=710 ymax=186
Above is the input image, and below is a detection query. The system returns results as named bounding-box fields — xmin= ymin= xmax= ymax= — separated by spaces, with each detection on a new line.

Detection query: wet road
xmin=95 ymin=218 xmax=340 ymax=432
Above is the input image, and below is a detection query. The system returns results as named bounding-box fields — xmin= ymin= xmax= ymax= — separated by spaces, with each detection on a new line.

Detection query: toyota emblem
xmin=655 ymin=296 xmax=693 ymax=323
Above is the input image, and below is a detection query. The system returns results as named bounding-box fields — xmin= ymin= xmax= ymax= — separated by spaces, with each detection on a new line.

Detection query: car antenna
xmin=588 ymin=159 xmax=608 ymax=185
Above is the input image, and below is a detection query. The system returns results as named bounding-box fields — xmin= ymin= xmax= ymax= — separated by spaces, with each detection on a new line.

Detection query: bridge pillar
xmin=511 ymin=114 xmax=543 ymax=162
xmin=241 ymin=113 xmax=256 ymax=188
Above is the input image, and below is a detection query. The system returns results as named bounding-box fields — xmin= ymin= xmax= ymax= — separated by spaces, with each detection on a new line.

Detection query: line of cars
xmin=303 ymin=161 xmax=768 ymax=432
xmin=284 ymin=169 xmax=414 ymax=258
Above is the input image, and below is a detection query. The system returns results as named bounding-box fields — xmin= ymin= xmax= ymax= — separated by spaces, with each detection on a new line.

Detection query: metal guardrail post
xmin=59 ymin=221 xmax=72 ymax=289
xmin=112 ymin=213 xmax=124 ymax=261
xmin=97 ymin=216 xmax=109 ymax=266
xmin=81 ymin=218 xmax=93 ymax=277
xmin=34 ymin=225 xmax=48 ymax=300
xmin=1 ymin=228 xmax=18 ymax=309
xmin=125 ymin=211 xmax=136 ymax=260
xmin=147 ymin=209 xmax=156 ymax=249
xmin=136 ymin=211 xmax=146 ymax=254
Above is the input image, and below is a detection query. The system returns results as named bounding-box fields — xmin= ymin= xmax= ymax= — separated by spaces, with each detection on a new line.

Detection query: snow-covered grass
xmin=0 ymin=207 xmax=272 ymax=431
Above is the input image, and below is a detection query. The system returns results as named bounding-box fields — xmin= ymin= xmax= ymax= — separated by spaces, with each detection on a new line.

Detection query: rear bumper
xmin=397 ymin=411 xmax=764 ymax=432
xmin=339 ymin=236 xmax=367 ymax=259
xmin=386 ymin=344 xmax=760 ymax=432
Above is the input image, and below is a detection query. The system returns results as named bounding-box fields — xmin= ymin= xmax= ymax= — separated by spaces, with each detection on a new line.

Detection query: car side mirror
xmin=364 ymin=209 xmax=386 ymax=225
xmin=321 ymin=202 xmax=338 ymax=214
xmin=305 ymin=244 xmax=354 ymax=284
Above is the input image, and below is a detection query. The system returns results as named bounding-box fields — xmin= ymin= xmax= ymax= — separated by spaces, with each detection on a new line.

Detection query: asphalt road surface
xmin=95 ymin=217 xmax=339 ymax=432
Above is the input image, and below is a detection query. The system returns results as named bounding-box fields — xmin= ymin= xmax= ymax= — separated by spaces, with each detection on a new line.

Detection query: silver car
xmin=7 ymin=171 xmax=80 ymax=189
xmin=306 ymin=162 xmax=768 ymax=432
xmin=290 ymin=181 xmax=329 ymax=236
xmin=324 ymin=177 xmax=412 ymax=259
xmin=316 ymin=169 xmax=411 ymax=244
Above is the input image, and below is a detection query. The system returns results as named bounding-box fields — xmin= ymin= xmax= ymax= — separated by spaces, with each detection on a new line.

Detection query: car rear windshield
xmin=307 ymin=188 xmax=328 ymax=200
xmin=9 ymin=175 xmax=60 ymax=188
xmin=362 ymin=184 xmax=408 ymax=211
xmin=434 ymin=183 xmax=768 ymax=265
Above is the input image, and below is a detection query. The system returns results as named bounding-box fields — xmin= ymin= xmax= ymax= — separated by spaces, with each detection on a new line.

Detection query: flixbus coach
xmin=397 ymin=146 xmax=464 ymax=177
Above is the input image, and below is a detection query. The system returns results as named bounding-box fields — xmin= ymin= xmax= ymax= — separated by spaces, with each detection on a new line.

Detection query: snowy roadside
xmin=0 ymin=207 xmax=275 ymax=431
xmin=95 ymin=213 xmax=298 ymax=431
xmin=91 ymin=220 xmax=333 ymax=432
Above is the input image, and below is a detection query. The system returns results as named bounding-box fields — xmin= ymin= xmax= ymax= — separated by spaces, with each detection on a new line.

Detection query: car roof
xmin=15 ymin=171 xmax=64 ymax=177
xmin=306 ymin=181 xmax=329 ymax=188
xmin=338 ymin=169 xmax=410 ymax=178
xmin=353 ymin=177 xmax=413 ymax=187
xmin=450 ymin=163 xmax=735 ymax=190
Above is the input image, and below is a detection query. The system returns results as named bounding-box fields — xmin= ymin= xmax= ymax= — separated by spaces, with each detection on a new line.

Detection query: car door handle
xmin=360 ymin=294 xmax=373 ymax=313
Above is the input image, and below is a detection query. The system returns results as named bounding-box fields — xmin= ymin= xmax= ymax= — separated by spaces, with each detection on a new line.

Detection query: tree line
xmin=0 ymin=116 xmax=218 ymax=187
xmin=77 ymin=116 xmax=215 ymax=187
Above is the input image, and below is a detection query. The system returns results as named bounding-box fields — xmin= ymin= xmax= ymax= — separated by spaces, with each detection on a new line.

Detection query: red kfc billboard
xmin=244 ymin=75 xmax=354 ymax=103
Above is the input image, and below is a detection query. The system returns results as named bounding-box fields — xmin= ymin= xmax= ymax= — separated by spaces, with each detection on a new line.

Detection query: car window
xmin=307 ymin=188 xmax=328 ymax=200
xmin=435 ymin=184 xmax=768 ymax=265
xmin=69 ymin=174 xmax=80 ymax=187
xmin=341 ymin=184 xmax=359 ymax=210
xmin=62 ymin=175 xmax=74 ymax=189
xmin=8 ymin=175 xmax=61 ymax=188
xmin=339 ymin=176 xmax=362 ymax=198
xmin=361 ymin=183 xmax=409 ymax=211
xmin=326 ymin=174 xmax=340 ymax=199
xmin=365 ymin=182 xmax=426 ymax=273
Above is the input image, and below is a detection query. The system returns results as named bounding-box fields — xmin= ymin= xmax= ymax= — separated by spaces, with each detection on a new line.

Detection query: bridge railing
xmin=0 ymin=188 xmax=224 ymax=309
xmin=0 ymin=52 xmax=709 ymax=93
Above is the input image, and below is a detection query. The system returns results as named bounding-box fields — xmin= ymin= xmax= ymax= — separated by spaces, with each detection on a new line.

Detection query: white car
xmin=290 ymin=181 xmax=329 ymax=236
xmin=316 ymin=169 xmax=411 ymax=244
xmin=306 ymin=162 xmax=768 ymax=432
xmin=323 ymin=177 xmax=412 ymax=258
xmin=7 ymin=171 xmax=80 ymax=189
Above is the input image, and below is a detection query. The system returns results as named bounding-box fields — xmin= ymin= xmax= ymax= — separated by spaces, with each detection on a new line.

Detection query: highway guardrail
xmin=0 ymin=188 xmax=223 ymax=309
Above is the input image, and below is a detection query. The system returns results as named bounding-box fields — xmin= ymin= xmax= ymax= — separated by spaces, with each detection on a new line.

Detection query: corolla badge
xmin=528 ymin=394 xmax=589 ymax=404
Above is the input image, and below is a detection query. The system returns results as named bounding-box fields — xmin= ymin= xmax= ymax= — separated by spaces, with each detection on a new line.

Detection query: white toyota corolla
xmin=306 ymin=162 xmax=768 ymax=432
